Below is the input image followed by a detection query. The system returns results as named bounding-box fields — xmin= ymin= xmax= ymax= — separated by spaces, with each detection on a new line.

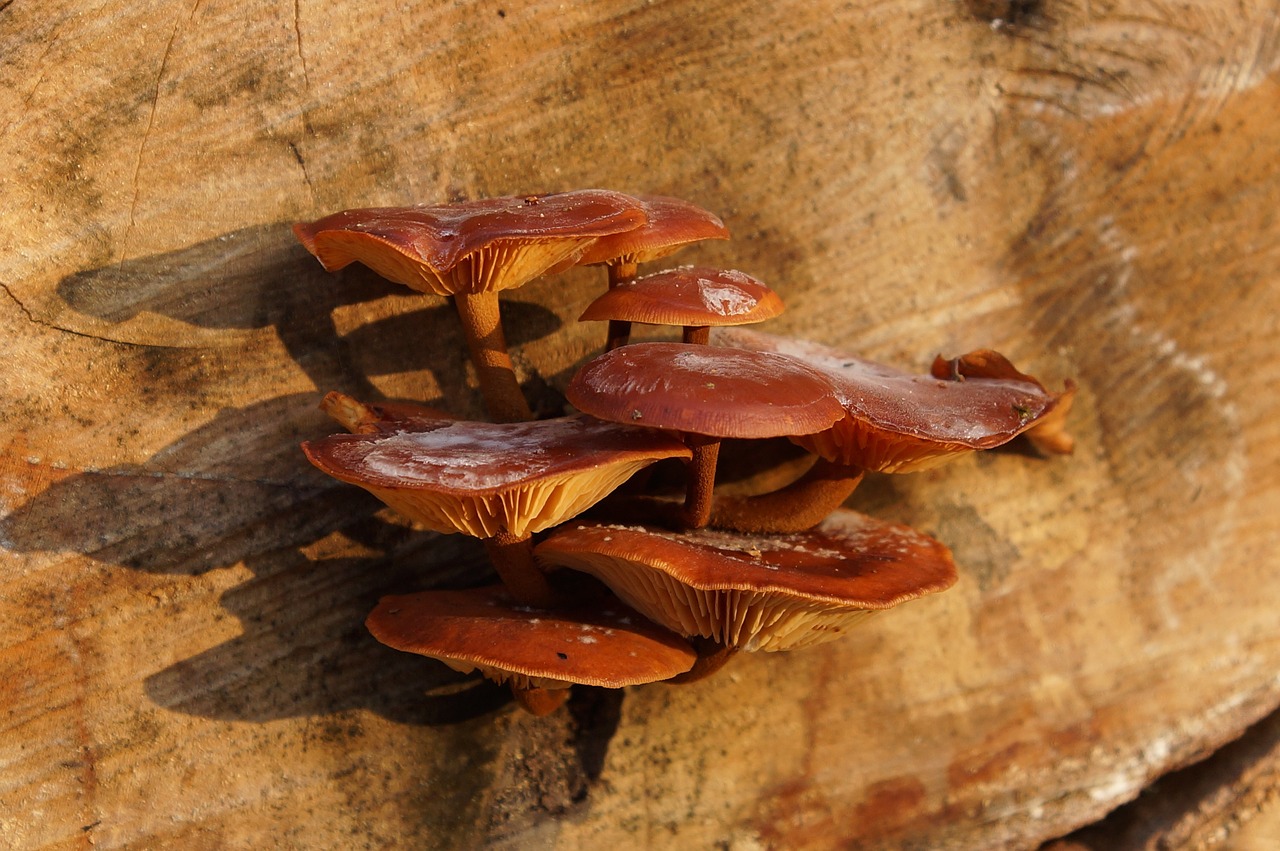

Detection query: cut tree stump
xmin=2 ymin=1 xmax=1279 ymax=849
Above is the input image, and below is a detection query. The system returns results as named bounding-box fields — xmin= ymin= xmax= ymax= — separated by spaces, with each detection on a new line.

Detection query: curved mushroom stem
xmin=483 ymin=531 xmax=560 ymax=609
xmin=453 ymin=291 xmax=534 ymax=422
xmin=681 ymin=435 xmax=721 ymax=530
xmin=667 ymin=638 xmax=737 ymax=684
xmin=709 ymin=458 xmax=864 ymax=534
xmin=511 ymin=684 xmax=571 ymax=716
xmin=604 ymin=260 xmax=640 ymax=351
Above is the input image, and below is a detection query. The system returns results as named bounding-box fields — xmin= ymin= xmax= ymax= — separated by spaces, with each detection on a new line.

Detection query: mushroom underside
xmin=539 ymin=548 xmax=880 ymax=652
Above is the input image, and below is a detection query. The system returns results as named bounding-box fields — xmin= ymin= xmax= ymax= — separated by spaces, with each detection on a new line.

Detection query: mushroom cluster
xmin=295 ymin=189 xmax=1074 ymax=715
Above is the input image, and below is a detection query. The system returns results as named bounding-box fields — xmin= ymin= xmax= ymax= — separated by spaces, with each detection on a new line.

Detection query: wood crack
xmin=291 ymin=0 xmax=318 ymax=204
xmin=2 ymin=281 xmax=186 ymax=350
xmin=120 ymin=0 xmax=203 ymax=265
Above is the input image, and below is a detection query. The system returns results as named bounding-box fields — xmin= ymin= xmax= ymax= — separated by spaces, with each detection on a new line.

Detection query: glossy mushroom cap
xmin=578 ymin=267 xmax=784 ymax=329
xmin=366 ymin=585 xmax=697 ymax=689
xmin=931 ymin=350 xmax=1078 ymax=455
xmin=301 ymin=414 xmax=692 ymax=539
xmin=293 ymin=190 xmax=648 ymax=297
xmin=566 ymin=342 xmax=845 ymax=439
xmin=536 ymin=509 xmax=958 ymax=652
xmin=715 ymin=328 xmax=1061 ymax=472
xmin=575 ymin=195 xmax=728 ymax=267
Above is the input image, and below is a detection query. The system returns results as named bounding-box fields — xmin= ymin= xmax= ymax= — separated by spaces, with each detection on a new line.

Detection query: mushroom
xmin=715 ymin=328 xmax=1065 ymax=473
xmin=930 ymin=350 xmax=1078 ymax=455
xmin=536 ymin=508 xmax=958 ymax=653
xmin=366 ymin=585 xmax=697 ymax=715
xmin=573 ymin=195 xmax=729 ymax=349
xmin=301 ymin=415 xmax=692 ymax=607
xmin=294 ymin=190 xmax=648 ymax=422
xmin=578 ymin=266 xmax=784 ymax=346
xmin=566 ymin=342 xmax=846 ymax=530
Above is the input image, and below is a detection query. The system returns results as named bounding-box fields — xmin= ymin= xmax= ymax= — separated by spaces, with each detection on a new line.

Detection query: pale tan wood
xmin=2 ymin=1 xmax=1279 ymax=849
xmin=1045 ymin=706 xmax=1280 ymax=849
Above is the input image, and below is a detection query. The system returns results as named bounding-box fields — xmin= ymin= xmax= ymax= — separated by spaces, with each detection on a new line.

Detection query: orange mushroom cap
xmin=301 ymin=414 xmax=692 ymax=539
xmin=575 ymin=194 xmax=728 ymax=267
xmin=578 ymin=267 xmax=783 ymax=330
xmin=566 ymin=342 xmax=845 ymax=439
xmin=715 ymin=329 xmax=1062 ymax=472
xmin=536 ymin=508 xmax=958 ymax=651
xmin=931 ymin=350 xmax=1077 ymax=455
xmin=293 ymin=190 xmax=648 ymax=297
xmin=366 ymin=585 xmax=697 ymax=689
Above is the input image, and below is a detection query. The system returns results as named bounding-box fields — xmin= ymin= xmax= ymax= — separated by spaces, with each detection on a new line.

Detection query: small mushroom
xmin=578 ymin=266 xmax=783 ymax=346
xmin=566 ymin=342 xmax=846 ymax=529
xmin=294 ymin=191 xmax=648 ymax=422
xmin=536 ymin=508 xmax=958 ymax=653
xmin=574 ymin=195 xmax=729 ymax=349
xmin=930 ymin=350 xmax=1077 ymax=455
xmin=716 ymin=328 xmax=1064 ymax=472
xmin=366 ymin=585 xmax=698 ymax=714
xmin=302 ymin=415 xmax=692 ymax=607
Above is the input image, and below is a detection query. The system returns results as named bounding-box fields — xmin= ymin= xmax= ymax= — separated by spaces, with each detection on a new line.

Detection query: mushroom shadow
xmin=1 ymin=391 xmax=515 ymax=725
xmin=55 ymin=223 xmax=564 ymax=407
xmin=16 ymin=221 xmax=631 ymax=794
xmin=21 ymin=222 xmax=567 ymax=726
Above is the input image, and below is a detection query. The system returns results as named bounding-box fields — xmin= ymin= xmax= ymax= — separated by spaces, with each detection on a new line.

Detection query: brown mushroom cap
xmin=301 ymin=414 xmax=692 ymax=538
xmin=566 ymin=342 xmax=845 ymax=439
xmin=931 ymin=350 xmax=1078 ymax=455
xmin=578 ymin=267 xmax=784 ymax=329
xmin=293 ymin=190 xmax=648 ymax=297
xmin=366 ymin=585 xmax=697 ymax=689
xmin=715 ymin=328 xmax=1060 ymax=472
xmin=535 ymin=509 xmax=958 ymax=652
xmin=575 ymin=194 xmax=728 ymax=267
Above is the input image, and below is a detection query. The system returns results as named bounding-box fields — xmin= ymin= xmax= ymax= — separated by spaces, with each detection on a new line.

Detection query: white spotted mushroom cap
xmin=365 ymin=585 xmax=697 ymax=689
xmin=302 ymin=414 xmax=692 ymax=539
xmin=578 ymin=266 xmax=783 ymax=330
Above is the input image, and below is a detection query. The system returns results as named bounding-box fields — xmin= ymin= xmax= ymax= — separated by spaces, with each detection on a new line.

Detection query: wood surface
xmin=3 ymin=1 xmax=1279 ymax=848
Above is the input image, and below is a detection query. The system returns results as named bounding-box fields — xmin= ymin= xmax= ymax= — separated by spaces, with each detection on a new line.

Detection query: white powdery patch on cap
xmin=694 ymin=270 xmax=762 ymax=317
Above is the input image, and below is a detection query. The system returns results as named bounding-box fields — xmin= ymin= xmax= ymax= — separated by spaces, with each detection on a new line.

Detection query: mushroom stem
xmin=511 ymin=684 xmax=571 ymax=716
xmin=604 ymin=260 xmax=640 ymax=351
xmin=681 ymin=435 xmax=721 ymax=530
xmin=666 ymin=638 xmax=737 ymax=684
xmin=710 ymin=458 xmax=864 ymax=534
xmin=320 ymin=391 xmax=375 ymax=433
xmin=483 ymin=531 xmax=559 ymax=609
xmin=453 ymin=291 xmax=534 ymax=422
xmin=681 ymin=325 xmax=710 ymax=346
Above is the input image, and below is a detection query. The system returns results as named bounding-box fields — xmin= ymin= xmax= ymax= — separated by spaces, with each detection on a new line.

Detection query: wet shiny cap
xmin=566 ymin=342 xmax=845 ymax=439
xmin=575 ymin=194 xmax=728 ymax=267
xmin=302 ymin=414 xmax=692 ymax=538
xmin=365 ymin=585 xmax=697 ymax=689
xmin=578 ymin=267 xmax=783 ymax=329
xmin=716 ymin=328 xmax=1062 ymax=471
xmin=293 ymin=190 xmax=648 ymax=295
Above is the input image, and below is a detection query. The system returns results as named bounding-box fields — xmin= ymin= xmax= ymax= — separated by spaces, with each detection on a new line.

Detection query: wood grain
xmin=2 ymin=1 xmax=1278 ymax=848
